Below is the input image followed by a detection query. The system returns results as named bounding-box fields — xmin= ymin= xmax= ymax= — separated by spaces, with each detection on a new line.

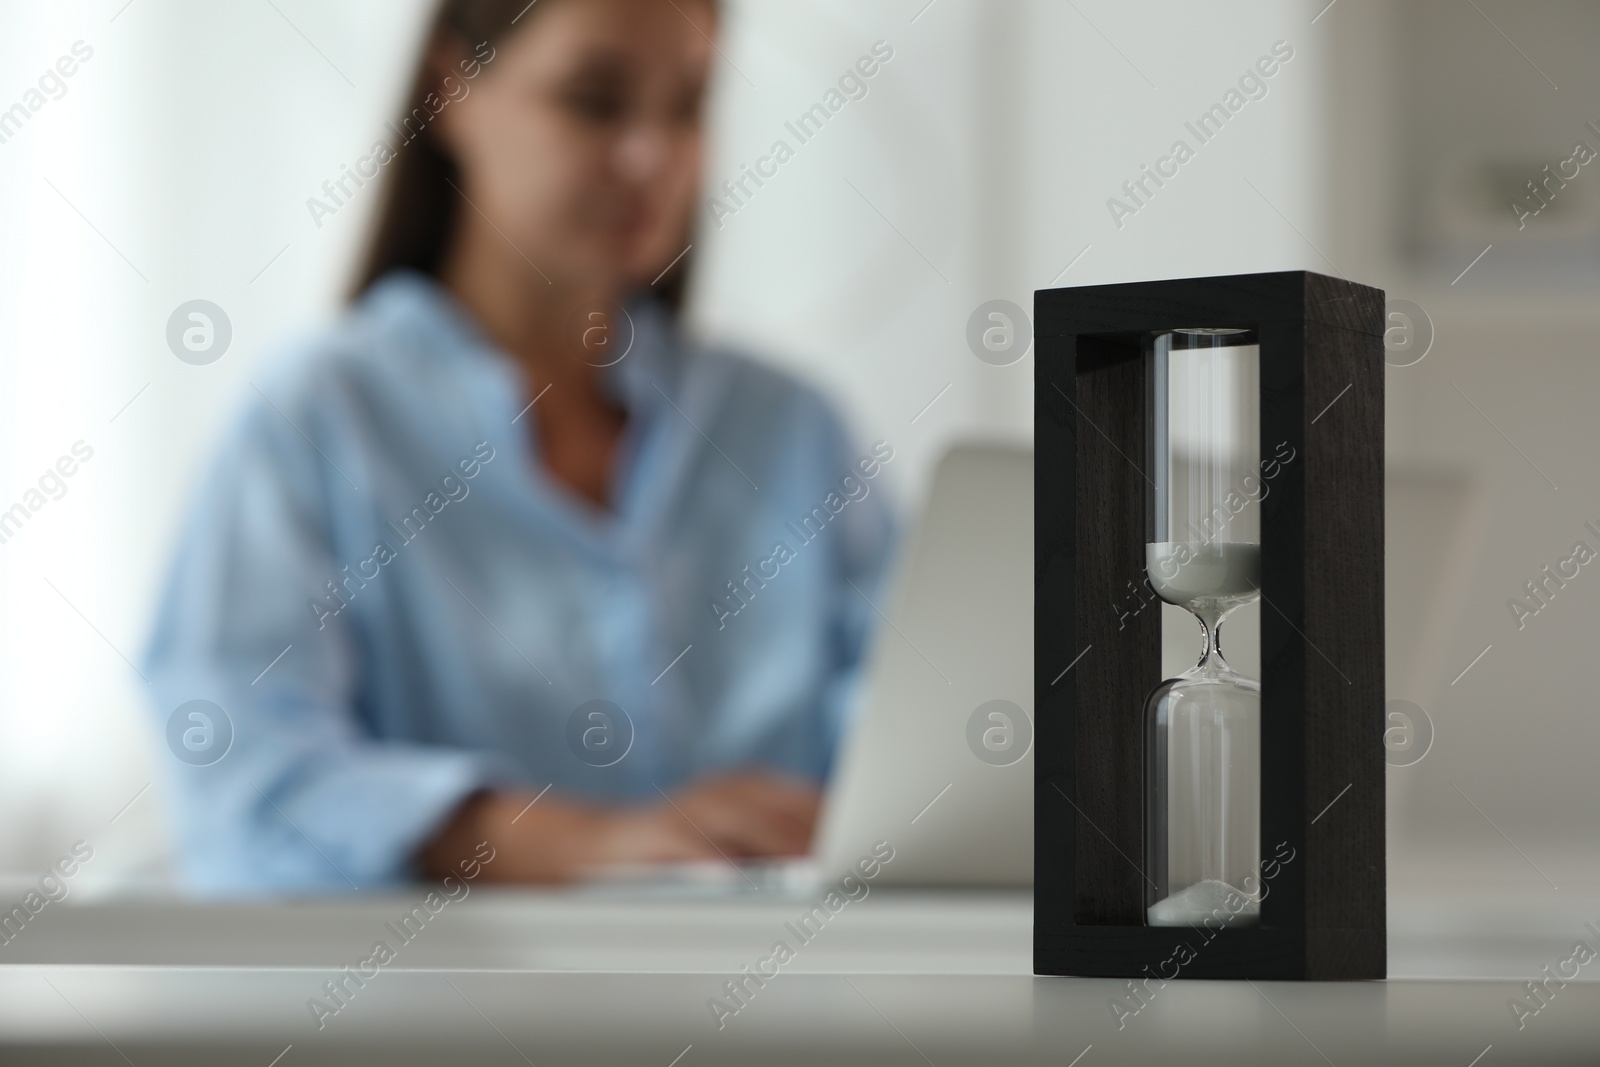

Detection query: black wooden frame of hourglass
xmin=1033 ymin=271 xmax=1385 ymax=980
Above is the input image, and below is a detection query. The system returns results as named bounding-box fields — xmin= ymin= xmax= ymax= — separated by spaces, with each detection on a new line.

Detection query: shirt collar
xmin=360 ymin=270 xmax=680 ymax=418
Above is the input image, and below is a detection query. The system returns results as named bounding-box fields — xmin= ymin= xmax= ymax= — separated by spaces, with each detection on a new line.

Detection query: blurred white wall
xmin=1325 ymin=0 xmax=1600 ymax=897
xmin=4 ymin=0 xmax=1452 ymax=893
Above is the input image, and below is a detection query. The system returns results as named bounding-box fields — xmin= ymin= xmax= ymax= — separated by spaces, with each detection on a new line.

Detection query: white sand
xmin=1147 ymin=878 xmax=1260 ymax=927
xmin=1146 ymin=541 xmax=1261 ymax=608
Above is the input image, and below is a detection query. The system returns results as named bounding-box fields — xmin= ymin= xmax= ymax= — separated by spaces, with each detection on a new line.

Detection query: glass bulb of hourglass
xmin=1143 ymin=545 xmax=1262 ymax=927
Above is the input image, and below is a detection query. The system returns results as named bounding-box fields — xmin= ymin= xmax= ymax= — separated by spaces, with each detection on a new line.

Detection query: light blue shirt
xmin=144 ymin=272 xmax=895 ymax=895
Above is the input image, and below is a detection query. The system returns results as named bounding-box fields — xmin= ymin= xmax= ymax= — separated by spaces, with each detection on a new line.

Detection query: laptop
xmin=589 ymin=442 xmax=1034 ymax=891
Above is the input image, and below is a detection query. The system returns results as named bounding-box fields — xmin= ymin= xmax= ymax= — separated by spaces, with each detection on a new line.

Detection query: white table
xmin=1 ymin=888 xmax=1595 ymax=1063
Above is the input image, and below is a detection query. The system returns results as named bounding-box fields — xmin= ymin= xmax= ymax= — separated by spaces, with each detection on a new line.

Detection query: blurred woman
xmin=144 ymin=0 xmax=892 ymax=892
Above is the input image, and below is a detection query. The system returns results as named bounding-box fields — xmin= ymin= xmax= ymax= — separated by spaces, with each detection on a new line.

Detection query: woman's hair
xmin=348 ymin=0 xmax=708 ymax=310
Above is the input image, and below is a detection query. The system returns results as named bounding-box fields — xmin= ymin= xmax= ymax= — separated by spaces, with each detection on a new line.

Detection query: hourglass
xmin=1143 ymin=329 xmax=1262 ymax=927
xmin=1032 ymin=271 xmax=1387 ymax=981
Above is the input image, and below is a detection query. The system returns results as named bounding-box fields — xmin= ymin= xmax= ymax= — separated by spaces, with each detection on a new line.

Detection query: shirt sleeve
xmin=143 ymin=383 xmax=499 ymax=896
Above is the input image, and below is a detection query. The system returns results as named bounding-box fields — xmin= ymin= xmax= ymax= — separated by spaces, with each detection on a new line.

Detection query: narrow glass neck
xmin=1191 ymin=605 xmax=1235 ymax=677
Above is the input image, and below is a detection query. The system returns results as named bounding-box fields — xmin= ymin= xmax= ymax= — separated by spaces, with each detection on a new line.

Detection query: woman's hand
xmin=651 ymin=772 xmax=821 ymax=859
xmin=417 ymin=772 xmax=822 ymax=884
